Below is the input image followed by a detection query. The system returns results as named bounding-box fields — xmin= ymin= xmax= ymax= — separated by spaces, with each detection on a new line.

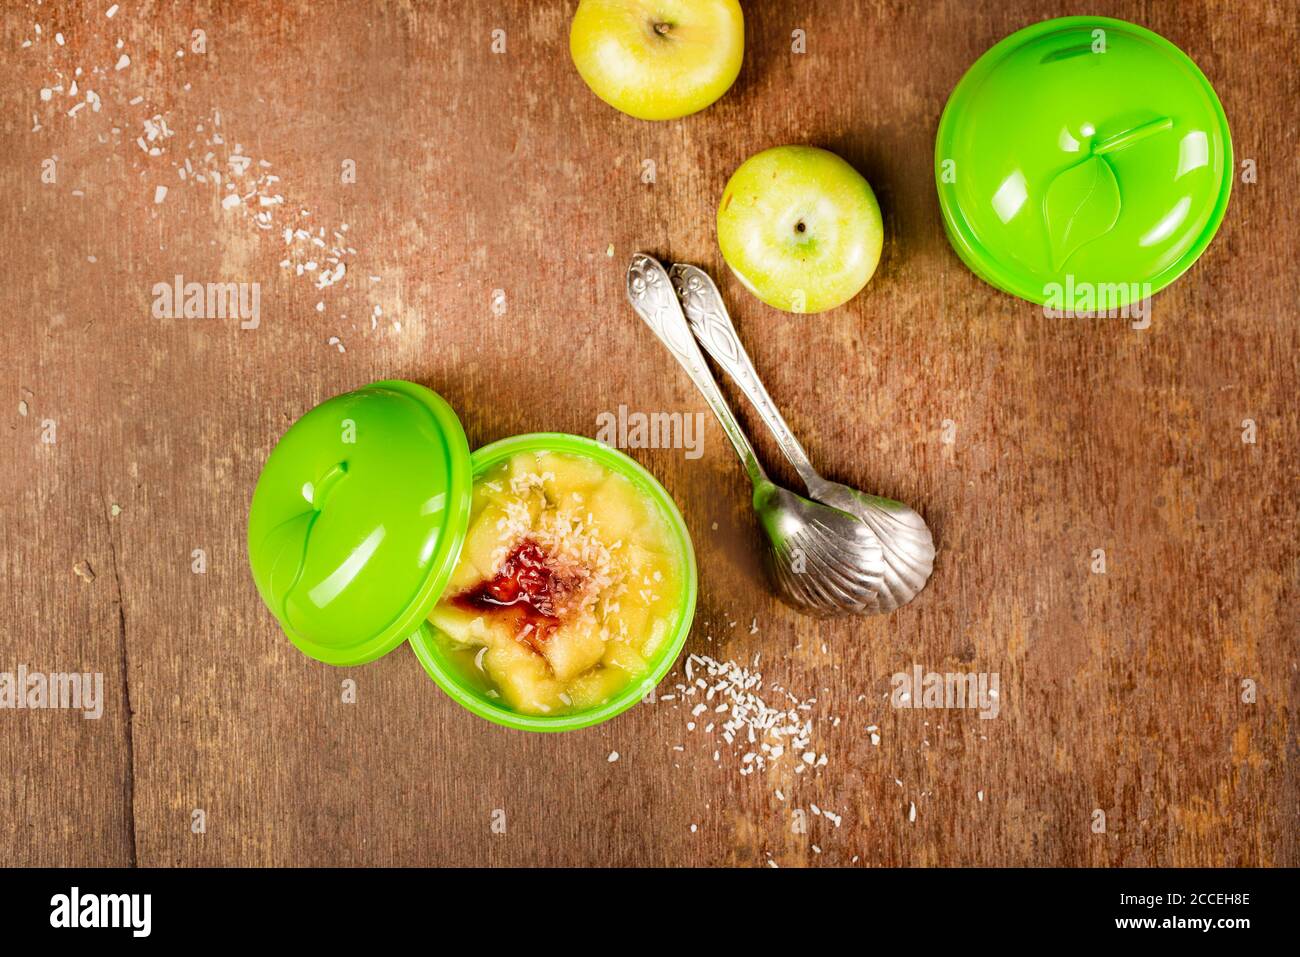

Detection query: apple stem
xmin=653 ymin=21 xmax=672 ymax=37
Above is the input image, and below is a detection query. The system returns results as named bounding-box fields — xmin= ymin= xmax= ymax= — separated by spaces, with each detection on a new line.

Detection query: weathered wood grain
xmin=1 ymin=0 xmax=1295 ymax=867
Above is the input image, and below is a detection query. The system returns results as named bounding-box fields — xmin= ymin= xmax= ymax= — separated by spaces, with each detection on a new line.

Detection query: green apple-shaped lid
xmin=247 ymin=380 xmax=472 ymax=666
xmin=935 ymin=16 xmax=1232 ymax=310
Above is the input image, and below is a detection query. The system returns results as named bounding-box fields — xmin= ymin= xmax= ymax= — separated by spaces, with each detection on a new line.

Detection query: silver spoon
xmin=669 ymin=262 xmax=935 ymax=612
xmin=626 ymin=253 xmax=886 ymax=617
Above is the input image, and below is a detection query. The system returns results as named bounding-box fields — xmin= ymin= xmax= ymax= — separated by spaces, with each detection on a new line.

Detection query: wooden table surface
xmin=3 ymin=0 xmax=1296 ymax=868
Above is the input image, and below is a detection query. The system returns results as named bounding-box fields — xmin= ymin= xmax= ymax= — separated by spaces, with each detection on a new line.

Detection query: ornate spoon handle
xmin=669 ymin=263 xmax=825 ymax=495
xmin=626 ymin=254 xmax=766 ymax=488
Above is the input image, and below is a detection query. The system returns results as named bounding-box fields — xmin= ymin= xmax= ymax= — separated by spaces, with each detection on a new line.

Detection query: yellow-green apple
xmin=716 ymin=146 xmax=884 ymax=313
xmin=569 ymin=0 xmax=744 ymax=121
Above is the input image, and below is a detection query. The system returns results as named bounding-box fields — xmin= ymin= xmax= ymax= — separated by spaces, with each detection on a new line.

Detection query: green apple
xmin=569 ymin=0 xmax=744 ymax=121
xmin=716 ymin=145 xmax=884 ymax=313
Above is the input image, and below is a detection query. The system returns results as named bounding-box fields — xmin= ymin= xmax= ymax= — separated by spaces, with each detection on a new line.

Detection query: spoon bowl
xmin=754 ymin=481 xmax=885 ymax=615
xmin=798 ymin=479 xmax=934 ymax=612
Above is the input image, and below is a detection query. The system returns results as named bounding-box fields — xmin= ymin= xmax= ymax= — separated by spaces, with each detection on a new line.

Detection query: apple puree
xmin=428 ymin=450 xmax=682 ymax=715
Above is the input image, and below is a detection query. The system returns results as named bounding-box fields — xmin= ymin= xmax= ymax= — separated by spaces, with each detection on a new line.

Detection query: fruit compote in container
xmin=247 ymin=380 xmax=697 ymax=732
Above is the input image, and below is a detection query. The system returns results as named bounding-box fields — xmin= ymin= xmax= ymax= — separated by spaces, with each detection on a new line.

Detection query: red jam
xmin=452 ymin=540 xmax=576 ymax=653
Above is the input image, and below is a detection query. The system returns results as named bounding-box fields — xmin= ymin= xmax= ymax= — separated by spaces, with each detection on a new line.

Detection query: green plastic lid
xmin=247 ymin=380 xmax=472 ymax=666
xmin=935 ymin=16 xmax=1232 ymax=311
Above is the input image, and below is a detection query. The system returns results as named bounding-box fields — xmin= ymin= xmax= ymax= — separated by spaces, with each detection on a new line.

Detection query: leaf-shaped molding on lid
xmin=266 ymin=460 xmax=349 ymax=622
xmin=1042 ymin=116 xmax=1173 ymax=270
xmin=1044 ymin=154 xmax=1121 ymax=270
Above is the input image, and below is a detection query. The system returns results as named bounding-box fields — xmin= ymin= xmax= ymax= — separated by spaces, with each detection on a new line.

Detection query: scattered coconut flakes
xmin=663 ymin=651 xmax=824 ymax=782
xmin=24 ymin=26 xmax=384 ymax=334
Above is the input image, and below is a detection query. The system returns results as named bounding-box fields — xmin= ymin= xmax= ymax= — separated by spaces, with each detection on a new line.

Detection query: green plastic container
xmin=247 ymin=380 xmax=698 ymax=732
xmin=935 ymin=16 xmax=1232 ymax=311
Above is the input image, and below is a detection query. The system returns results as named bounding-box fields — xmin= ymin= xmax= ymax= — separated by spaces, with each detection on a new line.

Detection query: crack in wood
xmin=103 ymin=498 xmax=138 ymax=868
